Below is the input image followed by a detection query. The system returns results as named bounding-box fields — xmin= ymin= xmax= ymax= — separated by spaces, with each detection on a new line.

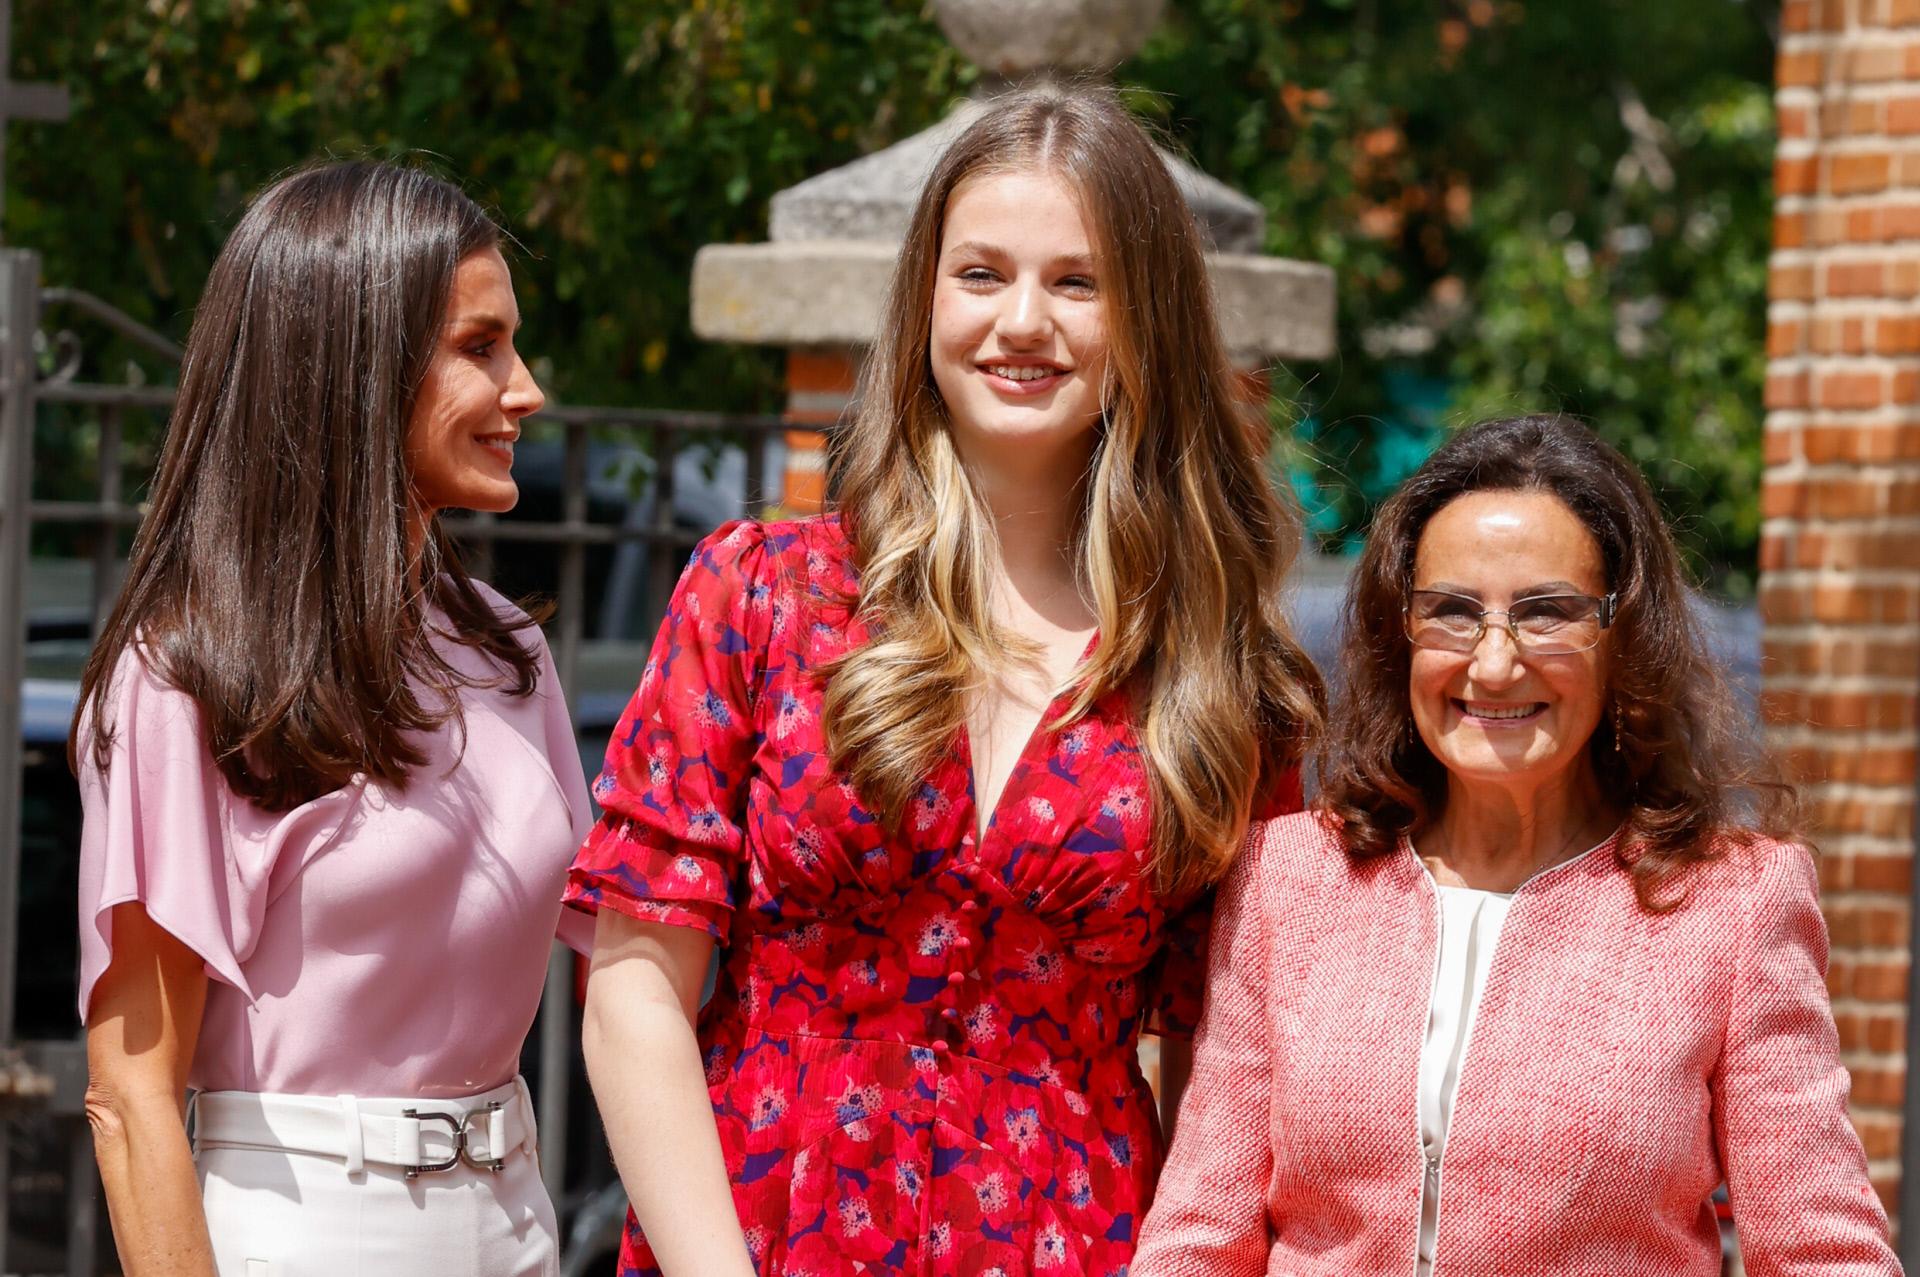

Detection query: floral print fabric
xmin=565 ymin=517 xmax=1297 ymax=1276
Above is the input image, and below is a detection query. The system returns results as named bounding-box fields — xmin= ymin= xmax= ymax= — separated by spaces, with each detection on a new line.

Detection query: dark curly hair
xmin=1316 ymin=414 xmax=1796 ymax=910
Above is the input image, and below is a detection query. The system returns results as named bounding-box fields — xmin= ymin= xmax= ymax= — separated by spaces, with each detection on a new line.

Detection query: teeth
xmin=1464 ymin=702 xmax=1538 ymax=720
xmin=986 ymin=364 xmax=1059 ymax=382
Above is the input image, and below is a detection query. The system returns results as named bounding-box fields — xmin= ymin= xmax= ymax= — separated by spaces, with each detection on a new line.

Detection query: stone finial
xmin=688 ymin=0 xmax=1339 ymax=367
xmin=933 ymin=0 xmax=1168 ymax=78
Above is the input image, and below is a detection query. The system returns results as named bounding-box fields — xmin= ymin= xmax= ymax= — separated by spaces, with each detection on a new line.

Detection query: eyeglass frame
xmin=1401 ymin=588 xmax=1619 ymax=655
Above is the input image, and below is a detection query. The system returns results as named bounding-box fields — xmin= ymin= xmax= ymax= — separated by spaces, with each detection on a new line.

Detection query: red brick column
xmin=782 ymin=349 xmax=860 ymax=513
xmin=1764 ymin=0 xmax=1920 ymax=1220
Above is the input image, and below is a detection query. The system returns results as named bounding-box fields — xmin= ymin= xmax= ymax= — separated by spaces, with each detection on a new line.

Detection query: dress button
xmin=946 ymin=971 xmax=964 ymax=986
xmin=932 ymin=1039 xmax=951 ymax=1054
xmin=941 ymin=1006 xmax=959 ymax=1021
xmin=959 ymin=899 xmax=979 ymax=914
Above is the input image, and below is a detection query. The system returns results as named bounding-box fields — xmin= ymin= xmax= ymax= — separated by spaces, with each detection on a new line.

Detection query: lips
xmin=1453 ymin=698 xmax=1547 ymax=723
xmin=475 ymin=434 xmax=516 ymax=465
xmin=978 ymin=359 xmax=1070 ymax=396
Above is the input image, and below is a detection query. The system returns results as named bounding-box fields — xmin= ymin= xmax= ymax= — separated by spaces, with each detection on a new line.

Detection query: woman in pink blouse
xmin=75 ymin=162 xmax=591 ymax=1276
xmin=564 ymin=84 xmax=1324 ymax=1275
xmin=1133 ymin=414 xmax=1898 ymax=1275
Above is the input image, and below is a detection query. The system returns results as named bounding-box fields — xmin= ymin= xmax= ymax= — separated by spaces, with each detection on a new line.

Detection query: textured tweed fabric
xmin=1132 ymin=810 xmax=1899 ymax=1277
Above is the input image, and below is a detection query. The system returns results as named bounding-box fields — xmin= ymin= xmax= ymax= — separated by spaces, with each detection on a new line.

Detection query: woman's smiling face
xmin=406 ymin=247 xmax=544 ymax=518
xmin=1408 ymin=489 xmax=1612 ymax=792
xmin=927 ymin=167 xmax=1110 ymax=473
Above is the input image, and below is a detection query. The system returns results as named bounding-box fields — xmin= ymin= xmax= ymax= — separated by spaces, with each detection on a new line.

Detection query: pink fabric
xmin=76 ymin=583 xmax=594 ymax=1098
xmin=1133 ymin=810 xmax=1898 ymax=1277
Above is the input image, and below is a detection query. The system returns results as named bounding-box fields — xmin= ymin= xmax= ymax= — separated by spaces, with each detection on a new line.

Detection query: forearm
xmin=87 ymin=1084 xmax=215 ymax=1277
xmin=83 ymin=904 xmax=214 ymax=1277
xmin=584 ymin=998 xmax=755 ymax=1277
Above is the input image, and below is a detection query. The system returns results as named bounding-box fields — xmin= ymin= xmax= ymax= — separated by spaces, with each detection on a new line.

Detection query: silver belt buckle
xmin=400 ymin=1101 xmax=507 ymax=1177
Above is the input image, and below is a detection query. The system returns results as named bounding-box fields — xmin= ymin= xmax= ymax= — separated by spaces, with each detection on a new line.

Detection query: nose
xmin=501 ymin=349 xmax=545 ymax=420
xmin=1467 ymin=622 xmax=1524 ymax=687
xmin=995 ymin=276 xmax=1051 ymax=346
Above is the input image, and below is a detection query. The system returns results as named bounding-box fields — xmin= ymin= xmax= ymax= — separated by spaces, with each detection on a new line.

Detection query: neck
xmin=1429 ymin=762 xmax=1615 ymax=887
xmin=956 ymin=434 xmax=1094 ymax=615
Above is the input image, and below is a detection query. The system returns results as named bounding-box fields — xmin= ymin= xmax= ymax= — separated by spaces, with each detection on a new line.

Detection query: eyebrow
xmin=941 ymin=240 xmax=1095 ymax=271
xmin=448 ymin=312 xmax=520 ymax=334
xmin=1421 ymin=580 xmax=1592 ymax=599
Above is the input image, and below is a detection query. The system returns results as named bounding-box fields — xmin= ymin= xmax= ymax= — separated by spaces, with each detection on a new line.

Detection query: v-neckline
xmin=957 ymin=630 xmax=1100 ymax=844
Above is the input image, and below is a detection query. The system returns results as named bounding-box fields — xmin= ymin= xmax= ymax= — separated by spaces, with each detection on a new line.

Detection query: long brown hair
xmin=1317 ymin=413 xmax=1796 ymax=909
xmin=824 ymin=83 xmax=1325 ymax=895
xmin=74 ymin=159 xmax=545 ymax=810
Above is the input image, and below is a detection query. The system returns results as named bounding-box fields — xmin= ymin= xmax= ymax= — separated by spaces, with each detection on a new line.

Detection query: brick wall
xmin=782 ymin=349 xmax=858 ymax=513
xmin=1766 ymin=0 xmax=1920 ymax=1219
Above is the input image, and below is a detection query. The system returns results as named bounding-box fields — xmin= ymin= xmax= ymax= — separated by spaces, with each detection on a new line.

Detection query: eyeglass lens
xmin=1404 ymin=591 xmax=1605 ymax=655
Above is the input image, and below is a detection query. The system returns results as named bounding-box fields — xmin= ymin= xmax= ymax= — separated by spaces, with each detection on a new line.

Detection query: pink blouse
xmin=76 ymin=584 xmax=593 ymax=1098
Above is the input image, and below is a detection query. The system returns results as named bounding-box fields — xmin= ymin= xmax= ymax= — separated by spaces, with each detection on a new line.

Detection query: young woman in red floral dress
xmin=565 ymin=84 xmax=1325 ymax=1276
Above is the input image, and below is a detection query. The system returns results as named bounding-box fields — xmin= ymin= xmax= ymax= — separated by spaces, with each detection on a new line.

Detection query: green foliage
xmin=14 ymin=0 xmax=1777 ymax=587
xmin=1130 ymin=0 xmax=1778 ymax=591
xmin=14 ymin=0 xmax=970 ymax=407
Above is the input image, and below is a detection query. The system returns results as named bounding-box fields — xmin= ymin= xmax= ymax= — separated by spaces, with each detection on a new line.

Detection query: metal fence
xmin=0 ymin=247 xmax=791 ymax=1274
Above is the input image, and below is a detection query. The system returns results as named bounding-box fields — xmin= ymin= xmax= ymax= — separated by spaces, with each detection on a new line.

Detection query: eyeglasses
xmin=1403 ymin=589 xmax=1617 ymax=656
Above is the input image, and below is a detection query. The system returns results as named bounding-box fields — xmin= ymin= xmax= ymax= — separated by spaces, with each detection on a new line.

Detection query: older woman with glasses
xmin=1134 ymin=414 xmax=1898 ymax=1275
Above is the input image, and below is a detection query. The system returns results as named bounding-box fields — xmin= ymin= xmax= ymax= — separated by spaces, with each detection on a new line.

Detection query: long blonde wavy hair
xmin=823 ymin=83 xmax=1325 ymax=894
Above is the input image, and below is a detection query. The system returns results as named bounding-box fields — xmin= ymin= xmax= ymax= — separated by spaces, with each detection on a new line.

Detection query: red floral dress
xmin=565 ymin=517 xmax=1300 ymax=1276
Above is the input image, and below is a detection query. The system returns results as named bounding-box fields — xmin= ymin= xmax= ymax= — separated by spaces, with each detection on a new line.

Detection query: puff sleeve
xmin=563 ymin=521 xmax=774 ymax=945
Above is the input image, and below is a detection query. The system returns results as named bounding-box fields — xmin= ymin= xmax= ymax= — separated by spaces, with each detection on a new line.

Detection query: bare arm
xmin=583 ymin=909 xmax=756 ymax=1277
xmin=84 ymin=903 xmax=216 ymax=1277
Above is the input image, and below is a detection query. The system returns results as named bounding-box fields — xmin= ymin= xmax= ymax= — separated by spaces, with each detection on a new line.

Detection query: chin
xmin=454 ymin=482 xmax=519 ymax=515
xmin=960 ymin=410 xmax=1099 ymax=453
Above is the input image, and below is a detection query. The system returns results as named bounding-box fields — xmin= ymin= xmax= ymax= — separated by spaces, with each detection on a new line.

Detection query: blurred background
xmin=0 ymin=0 xmax=1852 ymax=1274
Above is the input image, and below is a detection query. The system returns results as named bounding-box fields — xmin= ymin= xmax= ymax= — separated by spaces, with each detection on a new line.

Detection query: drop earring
xmin=1613 ymin=700 xmax=1624 ymax=753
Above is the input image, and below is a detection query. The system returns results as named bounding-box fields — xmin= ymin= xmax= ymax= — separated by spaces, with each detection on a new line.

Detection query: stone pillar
xmin=1762 ymin=0 xmax=1920 ymax=1225
xmin=689 ymin=1 xmax=1335 ymax=515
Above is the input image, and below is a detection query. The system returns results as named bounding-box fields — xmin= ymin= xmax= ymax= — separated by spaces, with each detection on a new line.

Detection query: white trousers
xmin=192 ymin=1078 xmax=559 ymax=1277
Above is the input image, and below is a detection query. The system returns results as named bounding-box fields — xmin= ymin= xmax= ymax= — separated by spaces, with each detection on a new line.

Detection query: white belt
xmin=191 ymin=1077 xmax=537 ymax=1179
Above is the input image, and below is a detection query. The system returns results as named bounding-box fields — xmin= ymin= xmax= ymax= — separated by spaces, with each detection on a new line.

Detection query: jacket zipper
xmin=1411 ymin=863 xmax=1444 ymax=1277
xmin=1404 ymin=826 xmax=1621 ymax=1276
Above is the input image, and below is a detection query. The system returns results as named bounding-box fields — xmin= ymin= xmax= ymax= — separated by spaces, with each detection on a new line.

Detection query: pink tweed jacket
xmin=1133 ymin=810 xmax=1898 ymax=1277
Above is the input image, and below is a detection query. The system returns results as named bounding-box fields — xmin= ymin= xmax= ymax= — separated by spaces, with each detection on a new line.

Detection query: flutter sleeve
xmin=75 ymin=647 xmax=288 ymax=1019
xmin=564 ymin=521 xmax=774 ymax=945
xmin=1714 ymin=840 xmax=1900 ymax=1275
xmin=1145 ymin=765 xmax=1303 ymax=1037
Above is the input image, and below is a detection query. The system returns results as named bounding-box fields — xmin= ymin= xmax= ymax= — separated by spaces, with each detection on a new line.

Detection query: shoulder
xmin=447 ymin=577 xmax=555 ymax=675
xmin=1678 ymin=831 xmax=1819 ymax=907
xmin=691 ymin=514 xmax=851 ymax=601
xmin=460 ymin=578 xmax=547 ymax=650
xmin=463 ymin=576 xmax=533 ymax=625
xmin=75 ymin=642 xmax=227 ymax=820
xmin=1237 ymin=808 xmax=1352 ymax=898
xmin=1644 ymin=834 xmax=1825 ymax=967
xmin=79 ymin=640 xmax=202 ymax=763
xmin=1246 ymin=808 xmax=1349 ymax=863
